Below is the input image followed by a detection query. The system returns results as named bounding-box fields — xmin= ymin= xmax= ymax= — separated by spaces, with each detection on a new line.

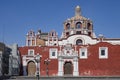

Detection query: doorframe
xmin=58 ymin=58 xmax=79 ymax=76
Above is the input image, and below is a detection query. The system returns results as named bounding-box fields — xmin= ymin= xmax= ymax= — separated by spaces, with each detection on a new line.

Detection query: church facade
xmin=19 ymin=6 xmax=120 ymax=76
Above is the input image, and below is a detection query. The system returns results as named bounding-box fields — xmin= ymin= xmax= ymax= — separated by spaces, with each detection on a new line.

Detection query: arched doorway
xmin=27 ymin=61 xmax=36 ymax=76
xmin=64 ymin=62 xmax=73 ymax=75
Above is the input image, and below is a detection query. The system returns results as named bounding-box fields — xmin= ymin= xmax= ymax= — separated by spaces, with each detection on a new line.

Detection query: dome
xmin=63 ymin=6 xmax=94 ymax=38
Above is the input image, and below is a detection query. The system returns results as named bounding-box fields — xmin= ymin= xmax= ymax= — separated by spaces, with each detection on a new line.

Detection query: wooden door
xmin=64 ymin=62 xmax=72 ymax=75
xmin=27 ymin=61 xmax=36 ymax=76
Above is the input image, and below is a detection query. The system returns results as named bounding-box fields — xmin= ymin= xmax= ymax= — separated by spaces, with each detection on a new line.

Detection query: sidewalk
xmin=6 ymin=76 xmax=120 ymax=80
xmin=0 ymin=75 xmax=11 ymax=80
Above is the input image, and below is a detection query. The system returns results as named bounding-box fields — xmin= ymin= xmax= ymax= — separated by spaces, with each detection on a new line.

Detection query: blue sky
xmin=0 ymin=0 xmax=120 ymax=46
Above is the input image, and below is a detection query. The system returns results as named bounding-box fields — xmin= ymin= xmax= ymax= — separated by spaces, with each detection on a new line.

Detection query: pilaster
xmin=58 ymin=58 xmax=63 ymax=76
xmin=73 ymin=57 xmax=79 ymax=76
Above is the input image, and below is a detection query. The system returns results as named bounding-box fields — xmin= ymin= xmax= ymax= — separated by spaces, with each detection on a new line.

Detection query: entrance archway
xmin=27 ymin=61 xmax=36 ymax=76
xmin=64 ymin=62 xmax=73 ymax=75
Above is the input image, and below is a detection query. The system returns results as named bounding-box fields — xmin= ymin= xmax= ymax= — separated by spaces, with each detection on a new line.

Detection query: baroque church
xmin=19 ymin=6 xmax=120 ymax=76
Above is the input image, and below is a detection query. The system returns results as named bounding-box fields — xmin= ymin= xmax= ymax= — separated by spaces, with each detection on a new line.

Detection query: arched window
xmin=76 ymin=39 xmax=83 ymax=45
xmin=66 ymin=23 xmax=70 ymax=30
xmin=87 ymin=23 xmax=91 ymax=30
xmin=76 ymin=22 xmax=81 ymax=29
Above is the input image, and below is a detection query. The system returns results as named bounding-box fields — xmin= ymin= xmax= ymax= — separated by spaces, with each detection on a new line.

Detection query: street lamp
xmin=44 ymin=58 xmax=51 ymax=76
xmin=35 ymin=53 xmax=40 ymax=80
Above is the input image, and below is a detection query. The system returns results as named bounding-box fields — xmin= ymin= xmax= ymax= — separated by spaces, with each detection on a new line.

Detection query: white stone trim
xmin=28 ymin=49 xmax=34 ymax=56
xmin=74 ymin=37 xmax=85 ymax=45
xmin=73 ymin=58 xmax=79 ymax=76
xmin=79 ymin=47 xmax=87 ymax=59
xmin=58 ymin=35 xmax=98 ymax=46
xmin=22 ymin=54 xmax=42 ymax=76
xmin=58 ymin=57 xmax=79 ymax=76
xmin=49 ymin=48 xmax=58 ymax=59
xmin=58 ymin=58 xmax=64 ymax=76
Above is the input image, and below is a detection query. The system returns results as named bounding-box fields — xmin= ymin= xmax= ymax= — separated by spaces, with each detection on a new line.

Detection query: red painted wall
xmin=79 ymin=42 xmax=120 ymax=76
xmin=19 ymin=46 xmax=59 ymax=76
xmin=19 ymin=42 xmax=120 ymax=76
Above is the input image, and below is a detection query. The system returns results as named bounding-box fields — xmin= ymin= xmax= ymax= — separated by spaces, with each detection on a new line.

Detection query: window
xmin=76 ymin=31 xmax=81 ymax=34
xmin=49 ymin=48 xmax=57 ymax=59
xmin=76 ymin=39 xmax=83 ymax=45
xmin=66 ymin=23 xmax=70 ymax=30
xmin=0 ymin=51 xmax=2 ymax=54
xmin=0 ymin=51 xmax=2 ymax=57
xmin=52 ymin=52 xmax=55 ymax=56
xmin=66 ymin=32 xmax=69 ymax=36
xmin=76 ymin=22 xmax=81 ymax=29
xmin=28 ymin=49 xmax=34 ymax=56
xmin=101 ymin=50 xmax=105 ymax=56
xmin=87 ymin=23 xmax=91 ymax=30
xmin=99 ymin=47 xmax=108 ymax=59
xmin=28 ymin=40 xmax=31 ymax=46
xmin=88 ymin=32 xmax=91 ymax=36
xmin=80 ymin=48 xmax=87 ymax=59
xmin=81 ymin=52 xmax=85 ymax=56
xmin=52 ymin=32 xmax=54 ymax=36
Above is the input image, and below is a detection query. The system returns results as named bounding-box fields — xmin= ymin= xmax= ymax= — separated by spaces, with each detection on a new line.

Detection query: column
xmin=48 ymin=37 xmax=50 ymax=46
xmin=73 ymin=57 xmax=79 ymax=76
xmin=58 ymin=58 xmax=63 ymax=76
xmin=52 ymin=37 xmax=54 ymax=45
xmin=35 ymin=37 xmax=37 ymax=46
xmin=30 ymin=37 xmax=32 ymax=46
xmin=26 ymin=37 xmax=28 ymax=46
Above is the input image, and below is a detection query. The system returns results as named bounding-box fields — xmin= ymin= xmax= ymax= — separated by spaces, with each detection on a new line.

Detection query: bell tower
xmin=26 ymin=30 xmax=36 ymax=46
xmin=62 ymin=6 xmax=96 ymax=38
xmin=47 ymin=30 xmax=58 ymax=46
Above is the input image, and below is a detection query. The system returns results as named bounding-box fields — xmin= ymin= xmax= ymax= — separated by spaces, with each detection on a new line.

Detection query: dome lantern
xmin=75 ymin=5 xmax=81 ymax=16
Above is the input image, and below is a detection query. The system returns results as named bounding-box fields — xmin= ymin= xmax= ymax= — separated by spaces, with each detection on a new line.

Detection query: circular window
xmin=76 ymin=39 xmax=83 ymax=45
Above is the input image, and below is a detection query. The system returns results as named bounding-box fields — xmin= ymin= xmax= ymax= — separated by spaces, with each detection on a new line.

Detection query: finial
xmin=38 ymin=29 xmax=41 ymax=34
xmin=75 ymin=5 xmax=81 ymax=16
